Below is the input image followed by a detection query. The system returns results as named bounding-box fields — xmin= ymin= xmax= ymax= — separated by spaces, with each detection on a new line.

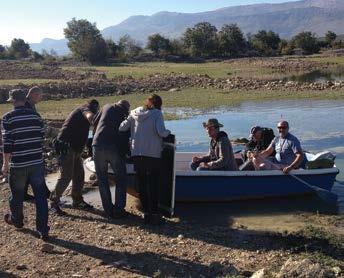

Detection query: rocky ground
xmin=1 ymin=183 xmax=344 ymax=277
xmin=0 ymin=61 xmax=105 ymax=81
xmin=1 ymin=58 xmax=343 ymax=103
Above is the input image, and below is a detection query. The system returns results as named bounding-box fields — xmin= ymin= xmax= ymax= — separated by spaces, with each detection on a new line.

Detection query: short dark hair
xmin=148 ymin=94 xmax=162 ymax=110
xmin=86 ymin=99 xmax=99 ymax=114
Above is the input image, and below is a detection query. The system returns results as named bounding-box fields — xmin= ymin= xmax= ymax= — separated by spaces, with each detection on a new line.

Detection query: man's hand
xmin=199 ymin=162 xmax=209 ymax=168
xmin=192 ymin=156 xmax=201 ymax=163
xmin=283 ymin=165 xmax=292 ymax=174
xmin=1 ymin=163 xmax=9 ymax=176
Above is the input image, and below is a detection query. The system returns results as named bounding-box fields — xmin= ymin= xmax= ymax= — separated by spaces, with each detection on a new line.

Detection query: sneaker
xmin=145 ymin=213 xmax=164 ymax=226
xmin=72 ymin=200 xmax=94 ymax=211
xmin=112 ymin=209 xmax=128 ymax=219
xmin=39 ymin=226 xmax=51 ymax=241
xmin=50 ymin=203 xmax=66 ymax=216
xmin=4 ymin=214 xmax=23 ymax=229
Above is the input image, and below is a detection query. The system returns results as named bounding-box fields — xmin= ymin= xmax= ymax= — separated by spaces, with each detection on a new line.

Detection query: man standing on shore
xmin=2 ymin=89 xmax=49 ymax=239
xmin=49 ymin=99 xmax=99 ymax=215
xmin=92 ymin=100 xmax=130 ymax=219
xmin=23 ymin=86 xmax=51 ymax=201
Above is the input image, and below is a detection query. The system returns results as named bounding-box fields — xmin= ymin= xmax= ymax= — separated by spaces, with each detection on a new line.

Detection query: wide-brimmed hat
xmin=202 ymin=118 xmax=223 ymax=128
xmin=7 ymin=89 xmax=26 ymax=102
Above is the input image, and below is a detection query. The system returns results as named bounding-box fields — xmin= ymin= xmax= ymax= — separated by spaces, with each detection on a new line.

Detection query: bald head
xmin=278 ymin=121 xmax=289 ymax=128
xmin=277 ymin=121 xmax=289 ymax=137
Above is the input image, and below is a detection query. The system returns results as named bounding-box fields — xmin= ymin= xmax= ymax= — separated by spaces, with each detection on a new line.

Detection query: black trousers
xmin=133 ymin=156 xmax=161 ymax=215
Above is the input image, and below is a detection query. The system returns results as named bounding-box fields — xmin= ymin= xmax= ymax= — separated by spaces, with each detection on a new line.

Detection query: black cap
xmin=7 ymin=89 xmax=26 ymax=102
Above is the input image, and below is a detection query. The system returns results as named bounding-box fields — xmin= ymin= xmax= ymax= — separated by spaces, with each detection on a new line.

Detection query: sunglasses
xmin=277 ymin=126 xmax=287 ymax=129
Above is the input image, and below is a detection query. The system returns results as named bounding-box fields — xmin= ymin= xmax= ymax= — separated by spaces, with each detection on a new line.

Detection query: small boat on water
xmin=84 ymin=151 xmax=339 ymax=216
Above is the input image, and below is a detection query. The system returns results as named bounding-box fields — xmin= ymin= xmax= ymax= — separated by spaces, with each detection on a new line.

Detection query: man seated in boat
xmin=240 ymin=126 xmax=275 ymax=171
xmin=190 ymin=118 xmax=238 ymax=171
xmin=251 ymin=121 xmax=303 ymax=174
xmin=245 ymin=126 xmax=275 ymax=160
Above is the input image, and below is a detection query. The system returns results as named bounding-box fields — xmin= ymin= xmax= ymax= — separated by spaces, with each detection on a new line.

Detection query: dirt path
xmin=1 ymin=180 xmax=343 ymax=277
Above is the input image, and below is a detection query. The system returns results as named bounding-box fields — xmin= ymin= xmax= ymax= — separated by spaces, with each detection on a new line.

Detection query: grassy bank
xmin=63 ymin=61 xmax=305 ymax=80
xmin=1 ymin=87 xmax=343 ymax=120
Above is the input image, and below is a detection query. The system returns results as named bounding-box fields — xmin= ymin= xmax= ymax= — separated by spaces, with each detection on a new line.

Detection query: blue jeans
xmin=93 ymin=146 xmax=127 ymax=217
xmin=9 ymin=164 xmax=49 ymax=235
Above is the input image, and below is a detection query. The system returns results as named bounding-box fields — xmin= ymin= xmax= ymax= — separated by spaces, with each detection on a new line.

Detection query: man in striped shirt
xmin=2 ymin=89 xmax=49 ymax=239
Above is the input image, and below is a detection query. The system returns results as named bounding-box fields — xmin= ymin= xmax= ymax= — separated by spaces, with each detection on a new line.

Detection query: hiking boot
xmin=4 ymin=214 xmax=23 ymax=229
xmin=72 ymin=200 xmax=94 ymax=211
xmin=50 ymin=203 xmax=66 ymax=216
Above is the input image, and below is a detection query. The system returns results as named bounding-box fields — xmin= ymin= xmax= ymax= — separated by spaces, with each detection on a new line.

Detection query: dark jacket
xmin=201 ymin=131 xmax=238 ymax=171
xmin=245 ymin=127 xmax=275 ymax=159
xmin=58 ymin=107 xmax=90 ymax=152
xmin=92 ymin=104 xmax=129 ymax=156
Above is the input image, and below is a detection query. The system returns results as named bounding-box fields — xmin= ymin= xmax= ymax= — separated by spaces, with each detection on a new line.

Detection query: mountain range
xmin=30 ymin=0 xmax=344 ymax=55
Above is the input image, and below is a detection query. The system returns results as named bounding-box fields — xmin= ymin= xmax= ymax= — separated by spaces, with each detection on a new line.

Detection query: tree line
xmin=0 ymin=18 xmax=343 ymax=64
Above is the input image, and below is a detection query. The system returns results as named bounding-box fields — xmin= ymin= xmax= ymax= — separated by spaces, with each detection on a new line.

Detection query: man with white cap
xmin=92 ymin=100 xmax=131 ymax=219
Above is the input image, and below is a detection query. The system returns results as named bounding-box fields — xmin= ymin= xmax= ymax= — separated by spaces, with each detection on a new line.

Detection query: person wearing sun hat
xmin=190 ymin=118 xmax=237 ymax=171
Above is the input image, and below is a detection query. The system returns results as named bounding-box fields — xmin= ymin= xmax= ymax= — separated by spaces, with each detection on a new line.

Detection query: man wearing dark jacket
xmin=245 ymin=126 xmax=275 ymax=159
xmin=191 ymin=119 xmax=237 ymax=171
xmin=92 ymin=100 xmax=130 ymax=219
xmin=49 ymin=99 xmax=99 ymax=215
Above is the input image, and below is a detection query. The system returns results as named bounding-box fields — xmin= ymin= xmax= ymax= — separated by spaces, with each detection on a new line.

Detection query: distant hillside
xmin=30 ymin=0 xmax=344 ymax=55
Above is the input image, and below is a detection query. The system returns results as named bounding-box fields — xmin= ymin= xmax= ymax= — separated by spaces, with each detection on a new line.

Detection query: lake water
xmin=165 ymin=99 xmax=344 ymax=214
xmin=284 ymin=67 xmax=344 ymax=83
xmin=50 ymin=99 xmax=344 ymax=231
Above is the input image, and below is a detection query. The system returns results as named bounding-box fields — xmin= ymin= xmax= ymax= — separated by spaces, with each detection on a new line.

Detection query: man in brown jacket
xmin=191 ymin=119 xmax=238 ymax=171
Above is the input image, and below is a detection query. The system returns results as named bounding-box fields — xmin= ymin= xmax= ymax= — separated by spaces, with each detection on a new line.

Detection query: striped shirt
xmin=1 ymin=106 xmax=44 ymax=168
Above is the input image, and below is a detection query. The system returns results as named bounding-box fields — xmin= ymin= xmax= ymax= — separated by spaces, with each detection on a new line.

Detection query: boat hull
xmin=174 ymin=171 xmax=338 ymax=202
xmin=85 ymin=152 xmax=339 ymax=202
xmin=106 ymin=168 xmax=339 ymax=202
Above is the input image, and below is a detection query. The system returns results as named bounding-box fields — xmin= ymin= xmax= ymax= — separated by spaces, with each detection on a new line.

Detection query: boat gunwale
xmin=84 ymin=158 xmax=339 ymax=177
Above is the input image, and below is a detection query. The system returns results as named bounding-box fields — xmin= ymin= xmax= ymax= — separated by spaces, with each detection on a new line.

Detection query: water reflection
xmin=284 ymin=67 xmax=344 ymax=83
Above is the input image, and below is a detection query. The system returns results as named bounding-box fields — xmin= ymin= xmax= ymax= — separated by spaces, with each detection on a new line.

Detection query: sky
xmin=0 ymin=0 xmax=298 ymax=45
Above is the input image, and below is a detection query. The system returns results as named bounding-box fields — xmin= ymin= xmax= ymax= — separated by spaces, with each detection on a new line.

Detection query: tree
xmin=9 ymin=38 xmax=31 ymax=58
xmin=146 ymin=33 xmax=171 ymax=55
xmin=292 ymin=32 xmax=320 ymax=55
xmin=105 ymin=39 xmax=119 ymax=59
xmin=279 ymin=39 xmax=294 ymax=55
xmin=64 ymin=18 xmax=107 ymax=64
xmin=325 ymin=31 xmax=337 ymax=47
xmin=0 ymin=45 xmax=6 ymax=59
xmin=183 ymin=22 xmax=218 ymax=57
xmin=218 ymin=24 xmax=246 ymax=57
xmin=169 ymin=38 xmax=186 ymax=56
xmin=251 ymin=30 xmax=281 ymax=56
xmin=118 ymin=35 xmax=142 ymax=59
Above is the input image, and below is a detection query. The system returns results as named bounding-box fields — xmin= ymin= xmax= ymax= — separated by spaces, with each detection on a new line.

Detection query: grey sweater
xmin=119 ymin=107 xmax=170 ymax=158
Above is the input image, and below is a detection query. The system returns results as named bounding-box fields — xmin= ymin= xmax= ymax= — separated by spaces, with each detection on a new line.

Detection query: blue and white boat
xmin=85 ymin=151 xmax=339 ymax=216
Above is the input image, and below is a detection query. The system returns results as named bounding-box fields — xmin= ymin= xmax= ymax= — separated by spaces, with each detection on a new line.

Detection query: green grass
xmin=63 ymin=61 xmax=283 ymax=80
xmin=0 ymin=79 xmax=58 ymax=85
xmin=1 ymin=87 xmax=343 ymax=120
xmin=308 ymin=55 xmax=344 ymax=66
